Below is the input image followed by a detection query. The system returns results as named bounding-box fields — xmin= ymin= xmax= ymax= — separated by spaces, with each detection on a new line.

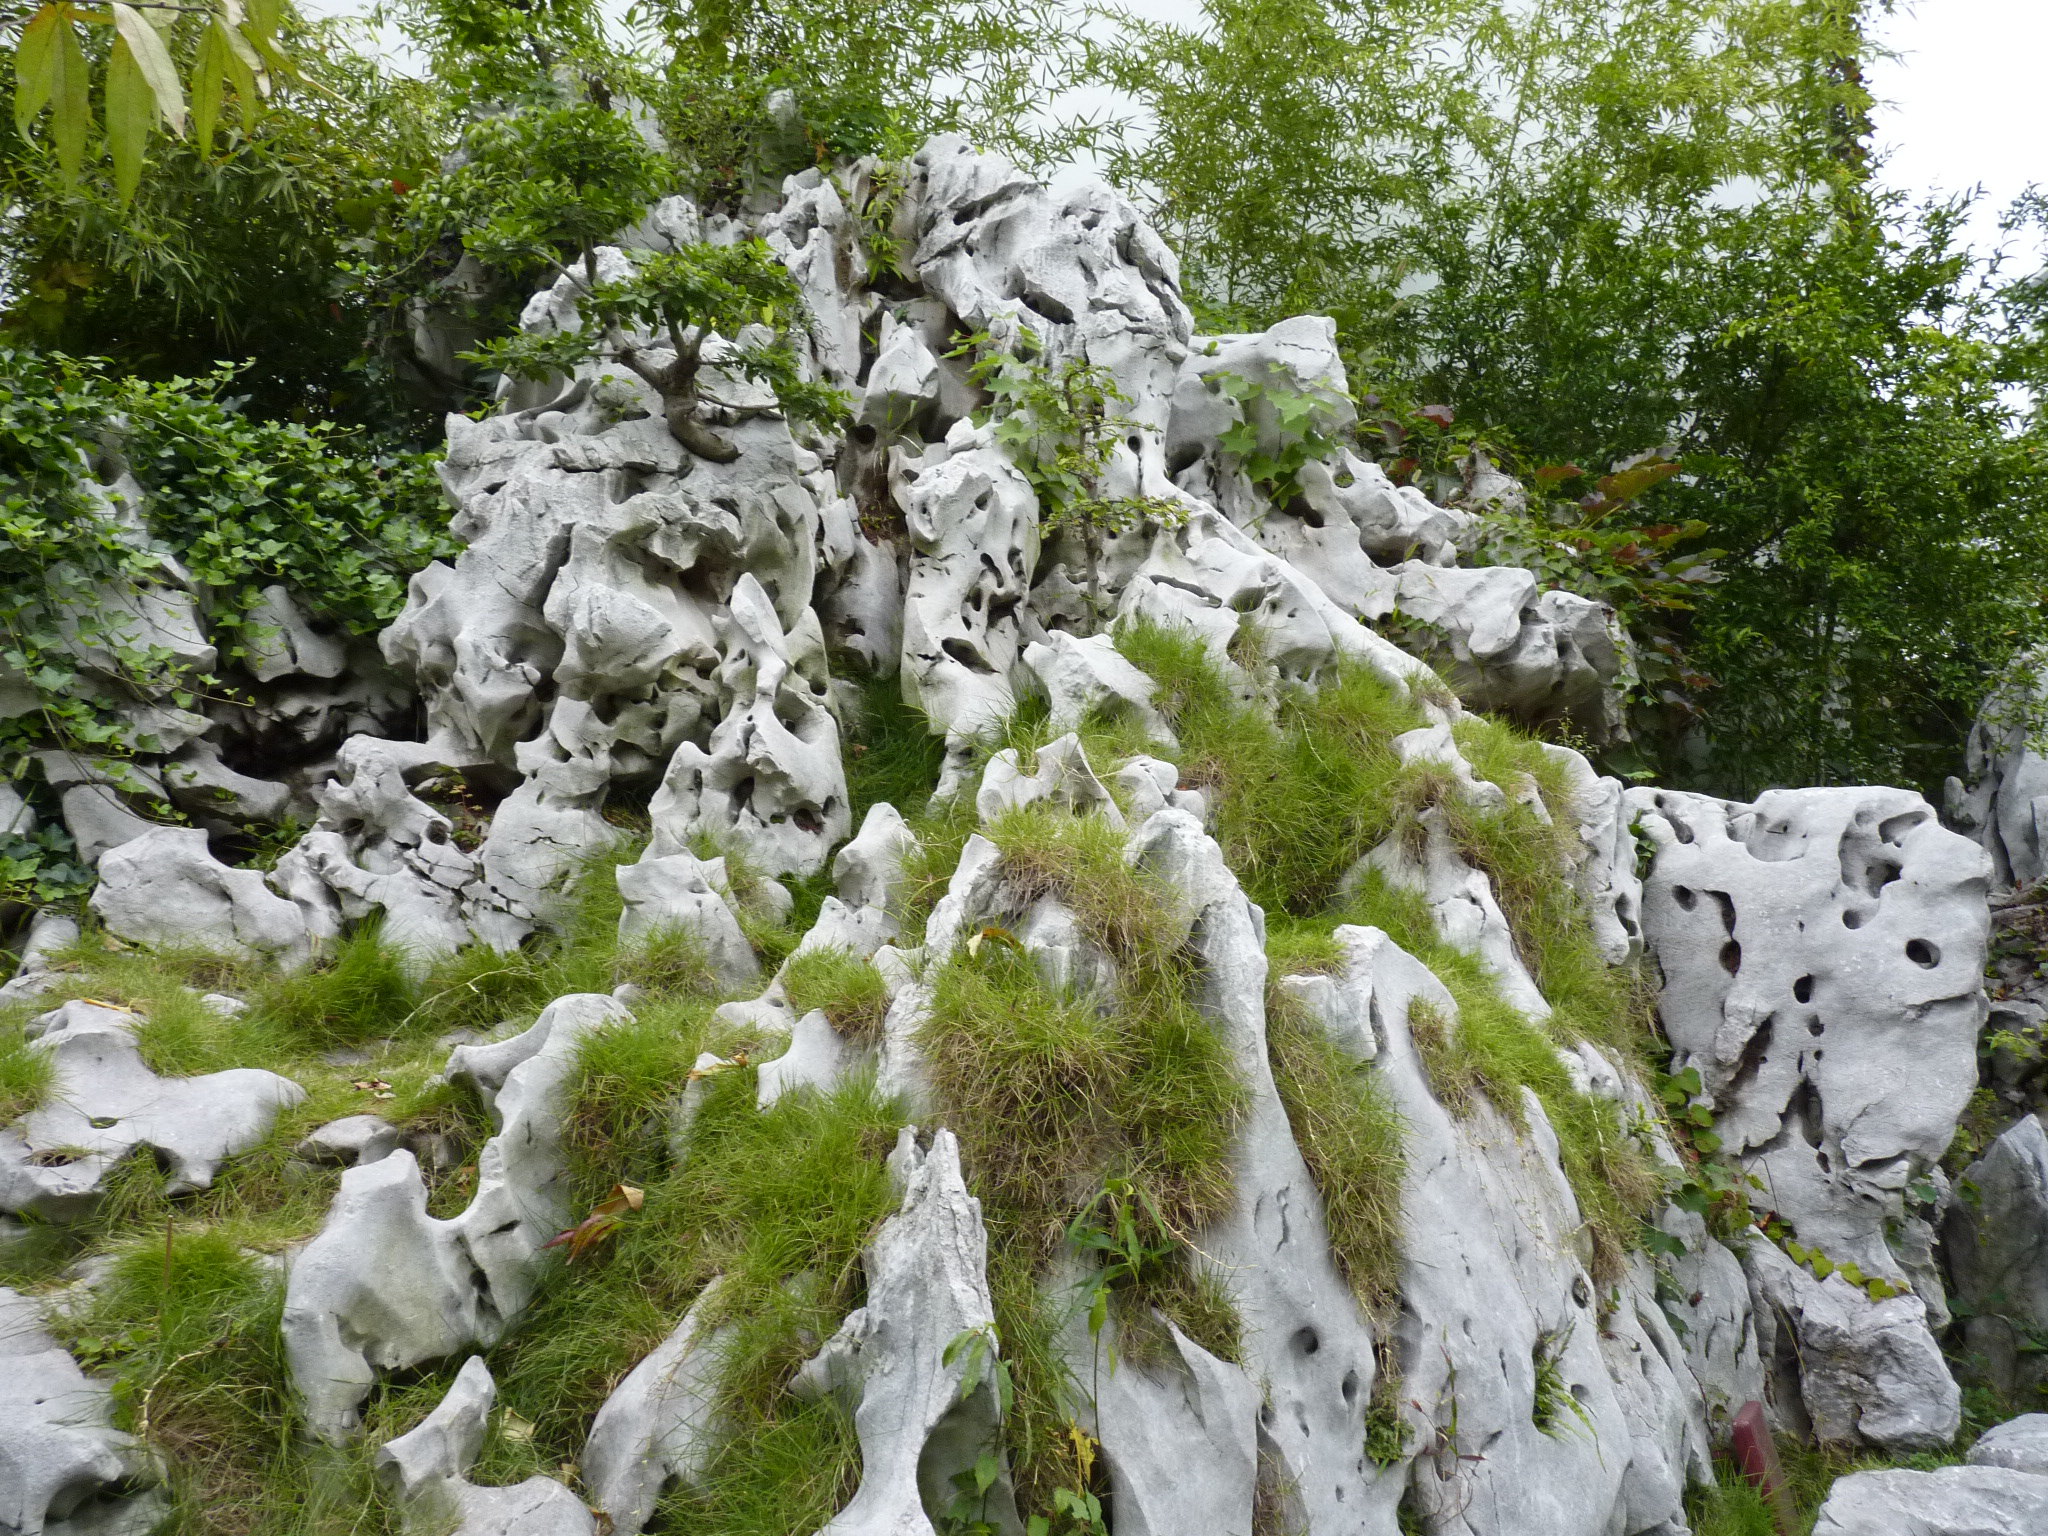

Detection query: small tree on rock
xmin=450 ymin=103 xmax=844 ymax=459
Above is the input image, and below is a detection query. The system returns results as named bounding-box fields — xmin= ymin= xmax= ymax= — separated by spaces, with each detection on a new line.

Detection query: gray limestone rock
xmin=1969 ymin=1415 xmax=2048 ymax=1476
xmin=614 ymin=850 xmax=761 ymax=992
xmin=1633 ymin=783 xmax=1988 ymax=1449
xmin=975 ymin=733 xmax=1124 ymax=829
xmin=895 ymin=423 xmax=1039 ymax=743
xmin=272 ymin=736 xmax=479 ymax=971
xmin=646 ymin=574 xmax=850 ymax=879
xmin=1811 ymin=1464 xmax=2048 ymax=1536
xmin=0 ymin=1001 xmax=305 ymax=1221
xmin=377 ymin=1356 xmax=594 ymax=1536
xmin=1946 ymin=1114 xmax=2048 ymax=1402
xmin=296 ymin=1115 xmax=402 ymax=1169
xmin=793 ymin=1128 xmax=1018 ymax=1536
xmin=1022 ymin=630 xmax=1173 ymax=747
xmin=580 ymin=1277 xmax=736 ymax=1534
xmin=1747 ymin=1239 xmax=1959 ymax=1449
xmin=90 ymin=826 xmax=312 ymax=966
xmin=833 ymin=802 xmax=917 ymax=914
xmin=1315 ymin=925 xmax=1706 ymax=1536
xmin=0 ymin=1287 xmax=166 ymax=1536
xmin=283 ymin=993 xmax=630 ymax=1440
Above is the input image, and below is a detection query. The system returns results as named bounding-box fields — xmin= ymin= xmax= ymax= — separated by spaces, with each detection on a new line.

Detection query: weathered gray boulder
xmin=614 ymin=850 xmax=760 ymax=991
xmin=581 ymin=1277 xmax=735 ymax=1535
xmin=90 ymin=826 xmax=312 ymax=966
xmin=1946 ymin=1114 xmax=2048 ymax=1402
xmin=377 ymin=1357 xmax=593 ymax=1536
xmin=1811 ymin=1464 xmax=2048 ymax=1536
xmin=1633 ymin=783 xmax=1989 ymax=1449
xmin=283 ymin=993 xmax=629 ymax=1440
xmin=1969 ymin=1414 xmax=2048 ymax=1476
xmin=295 ymin=1115 xmax=402 ymax=1169
xmin=793 ymin=1128 xmax=1020 ymax=1536
xmin=0 ymin=1001 xmax=305 ymax=1221
xmin=0 ymin=1287 xmax=166 ymax=1536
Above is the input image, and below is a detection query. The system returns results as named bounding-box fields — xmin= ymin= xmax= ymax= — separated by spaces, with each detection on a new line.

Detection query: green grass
xmin=1115 ymin=617 xmax=1427 ymax=914
xmin=780 ymin=945 xmax=891 ymax=1044
xmin=0 ymin=1002 xmax=53 ymax=1119
xmin=843 ymin=671 xmax=949 ymax=825
xmin=1264 ymin=982 xmax=1407 ymax=1324
xmin=1340 ymin=872 xmax=1663 ymax=1284
xmin=917 ymin=805 xmax=1249 ymax=1513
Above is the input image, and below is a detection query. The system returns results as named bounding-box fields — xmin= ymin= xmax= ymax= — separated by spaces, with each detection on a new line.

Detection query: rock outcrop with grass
xmin=1 ymin=134 xmax=2038 ymax=1536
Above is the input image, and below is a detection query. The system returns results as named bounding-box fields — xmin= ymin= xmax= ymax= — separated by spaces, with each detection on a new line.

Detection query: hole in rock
xmin=1793 ymin=976 xmax=1814 ymax=1004
xmin=1708 ymin=891 xmax=1737 ymax=934
xmin=1341 ymin=1370 xmax=1361 ymax=1407
xmin=1806 ymin=1018 xmax=1824 ymax=1037
xmin=1789 ymin=1080 xmax=1824 ymax=1149
xmin=1842 ymin=908 xmax=1867 ymax=930
xmin=793 ymin=807 xmax=824 ymax=835
xmin=1674 ymin=886 xmax=1698 ymax=912
xmin=1906 ymin=939 xmax=1940 ymax=968
xmin=1291 ymin=1326 xmax=1321 ymax=1357
xmin=1878 ymin=811 xmax=1926 ymax=845
xmin=29 ymin=1149 xmax=86 ymax=1167
xmin=88 ymin=1116 xmax=120 ymax=1129
xmin=1728 ymin=1014 xmax=1774 ymax=1096
xmin=1718 ymin=940 xmax=1742 ymax=976
xmin=941 ymin=638 xmax=996 ymax=674
xmin=854 ymin=423 xmax=878 ymax=446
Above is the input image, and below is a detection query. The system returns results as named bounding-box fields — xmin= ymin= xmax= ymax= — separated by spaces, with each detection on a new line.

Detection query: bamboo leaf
xmin=190 ymin=18 xmax=227 ymax=153
xmin=105 ymin=34 xmax=150 ymax=203
xmin=50 ymin=12 xmax=91 ymax=183
xmin=13 ymin=5 xmax=65 ymax=139
xmin=111 ymin=2 xmax=186 ymax=134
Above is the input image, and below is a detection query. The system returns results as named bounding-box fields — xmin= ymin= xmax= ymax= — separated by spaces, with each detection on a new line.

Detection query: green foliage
xmin=2 ymin=13 xmax=447 ymax=424
xmin=633 ymin=0 xmax=1103 ymax=198
xmin=0 ymin=345 xmax=451 ymax=774
xmin=1209 ymin=362 xmax=1346 ymax=499
xmin=1105 ymin=0 xmax=2048 ymax=795
xmin=780 ymin=944 xmax=890 ymax=1043
xmin=0 ymin=1004 xmax=54 ymax=1120
xmin=7 ymin=0 xmax=294 ymax=198
xmin=961 ymin=328 xmax=1187 ymax=623
xmin=843 ymin=672 xmax=947 ymax=825
xmin=0 ymin=818 xmax=93 ymax=906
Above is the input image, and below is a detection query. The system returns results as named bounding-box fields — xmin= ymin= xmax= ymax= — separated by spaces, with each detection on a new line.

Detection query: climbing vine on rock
xmin=0 ymin=345 xmax=451 ymax=775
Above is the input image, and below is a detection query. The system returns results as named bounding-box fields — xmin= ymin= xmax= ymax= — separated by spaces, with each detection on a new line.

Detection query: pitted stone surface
xmin=0 ymin=1001 xmax=305 ymax=1221
xmin=1633 ymin=783 xmax=1988 ymax=1449
xmin=283 ymin=993 xmax=630 ymax=1441
xmin=0 ymin=1286 xmax=166 ymax=1536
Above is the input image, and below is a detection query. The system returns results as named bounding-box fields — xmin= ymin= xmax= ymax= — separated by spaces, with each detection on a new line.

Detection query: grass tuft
xmin=1265 ymin=984 xmax=1407 ymax=1324
xmin=0 ymin=1004 xmax=53 ymax=1120
xmin=779 ymin=946 xmax=891 ymax=1044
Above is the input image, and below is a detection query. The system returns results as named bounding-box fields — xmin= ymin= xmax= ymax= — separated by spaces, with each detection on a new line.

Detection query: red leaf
xmin=1417 ymin=404 xmax=1456 ymax=429
xmin=1534 ymin=463 xmax=1586 ymax=486
xmin=1391 ymin=457 xmax=1419 ymax=483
